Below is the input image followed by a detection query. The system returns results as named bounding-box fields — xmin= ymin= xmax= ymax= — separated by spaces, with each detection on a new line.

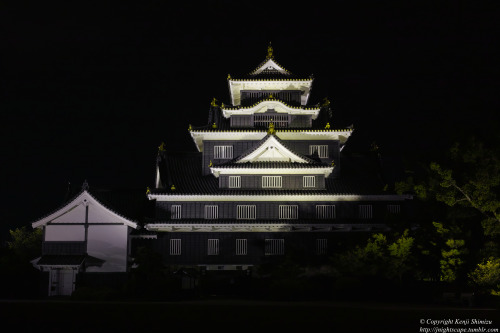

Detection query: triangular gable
xmin=251 ymin=58 xmax=290 ymax=76
xmin=235 ymin=135 xmax=310 ymax=163
xmin=32 ymin=190 xmax=138 ymax=229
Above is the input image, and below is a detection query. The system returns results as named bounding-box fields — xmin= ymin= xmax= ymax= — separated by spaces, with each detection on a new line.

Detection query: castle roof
xmin=31 ymin=185 xmax=154 ymax=229
xmin=151 ymin=151 xmax=388 ymax=197
xmin=232 ymin=133 xmax=317 ymax=164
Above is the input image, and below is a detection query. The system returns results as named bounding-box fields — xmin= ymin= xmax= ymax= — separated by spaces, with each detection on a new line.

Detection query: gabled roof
xmin=220 ymin=97 xmax=320 ymax=119
xmin=150 ymin=151 xmax=392 ymax=196
xmin=234 ymin=133 xmax=316 ymax=164
xmin=226 ymin=45 xmax=314 ymax=106
xmin=32 ymin=189 xmax=140 ymax=229
xmin=249 ymin=56 xmax=292 ymax=77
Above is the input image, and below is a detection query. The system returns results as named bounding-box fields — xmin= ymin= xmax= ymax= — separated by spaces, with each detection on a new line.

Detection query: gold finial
xmin=227 ymin=74 xmax=231 ymax=80
xmin=267 ymin=42 xmax=273 ymax=58
xmin=322 ymin=97 xmax=330 ymax=107
xmin=269 ymin=93 xmax=274 ymax=99
xmin=267 ymin=121 xmax=276 ymax=135
xmin=170 ymin=185 xmax=176 ymax=191
xmin=158 ymin=142 xmax=166 ymax=151
xmin=331 ymin=160 xmax=335 ymax=166
xmin=188 ymin=124 xmax=192 ymax=131
xmin=325 ymin=122 xmax=330 ymax=129
xmin=208 ymin=160 xmax=213 ymax=167
xmin=146 ymin=187 xmax=151 ymax=194
xmin=211 ymin=97 xmax=218 ymax=107
xmin=221 ymin=102 xmax=225 ymax=108
xmin=212 ymin=122 xmax=217 ymax=129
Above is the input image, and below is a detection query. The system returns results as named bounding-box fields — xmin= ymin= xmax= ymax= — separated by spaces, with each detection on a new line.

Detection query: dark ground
xmin=1 ymin=299 xmax=499 ymax=332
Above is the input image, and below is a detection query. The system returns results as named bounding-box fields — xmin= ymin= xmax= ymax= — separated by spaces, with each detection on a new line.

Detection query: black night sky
xmin=1 ymin=1 xmax=498 ymax=241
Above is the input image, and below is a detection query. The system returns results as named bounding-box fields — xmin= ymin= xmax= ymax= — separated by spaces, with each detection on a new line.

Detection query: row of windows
xmin=228 ymin=175 xmax=316 ymax=189
xmin=170 ymin=204 xmax=401 ymax=220
xmin=213 ymin=145 xmax=330 ymax=160
xmin=169 ymin=238 xmax=328 ymax=256
xmin=254 ymin=114 xmax=289 ymax=128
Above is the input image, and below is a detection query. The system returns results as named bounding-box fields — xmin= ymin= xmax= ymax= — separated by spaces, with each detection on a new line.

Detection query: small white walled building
xmin=31 ymin=182 xmax=150 ymax=296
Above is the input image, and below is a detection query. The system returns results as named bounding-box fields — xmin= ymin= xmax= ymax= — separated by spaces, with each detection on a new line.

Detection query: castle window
xmin=214 ymin=146 xmax=233 ymax=159
xmin=254 ymin=114 xmax=288 ymax=128
xmin=265 ymin=239 xmax=284 ymax=255
xmin=237 ymin=205 xmax=256 ymax=220
xmin=309 ymin=145 xmax=329 ymax=158
xmin=169 ymin=239 xmax=181 ymax=255
xmin=303 ymin=176 xmax=316 ymax=188
xmin=387 ymin=204 xmax=401 ymax=214
xmin=229 ymin=176 xmax=241 ymax=188
xmin=262 ymin=176 xmax=282 ymax=188
xmin=316 ymin=205 xmax=336 ymax=219
xmin=208 ymin=239 xmax=219 ymax=255
xmin=171 ymin=205 xmax=181 ymax=219
xmin=236 ymin=239 xmax=247 ymax=255
xmin=316 ymin=239 xmax=328 ymax=255
xmin=279 ymin=205 xmax=298 ymax=219
xmin=205 ymin=205 xmax=218 ymax=219
xmin=359 ymin=205 xmax=373 ymax=219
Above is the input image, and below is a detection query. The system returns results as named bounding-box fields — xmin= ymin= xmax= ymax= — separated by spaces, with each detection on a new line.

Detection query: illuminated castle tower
xmin=145 ymin=44 xmax=412 ymax=270
xmin=29 ymin=44 xmax=412 ymax=296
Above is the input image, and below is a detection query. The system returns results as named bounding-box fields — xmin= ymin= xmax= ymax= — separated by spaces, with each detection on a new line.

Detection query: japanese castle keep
xmin=30 ymin=44 xmax=413 ymax=296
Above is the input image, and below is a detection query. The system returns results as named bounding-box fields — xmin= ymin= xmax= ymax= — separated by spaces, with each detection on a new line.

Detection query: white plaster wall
xmin=52 ymin=204 xmax=86 ymax=223
xmin=88 ymin=203 xmax=122 ymax=223
xmin=86 ymin=225 xmax=128 ymax=272
xmin=45 ymin=225 xmax=85 ymax=241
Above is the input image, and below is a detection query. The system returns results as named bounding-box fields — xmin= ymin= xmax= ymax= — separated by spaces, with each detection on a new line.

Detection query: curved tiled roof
xmin=192 ymin=102 xmax=346 ymax=132
xmin=31 ymin=186 xmax=154 ymax=226
xmin=190 ymin=127 xmax=353 ymax=133
xmin=221 ymin=96 xmax=319 ymax=111
xmin=152 ymin=151 xmax=384 ymax=196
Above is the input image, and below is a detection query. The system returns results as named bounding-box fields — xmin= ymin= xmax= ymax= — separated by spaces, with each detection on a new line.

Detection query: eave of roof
xmin=220 ymin=97 xmax=320 ymax=111
xmin=214 ymin=161 xmax=331 ymax=168
xmin=31 ymin=190 xmax=139 ymax=229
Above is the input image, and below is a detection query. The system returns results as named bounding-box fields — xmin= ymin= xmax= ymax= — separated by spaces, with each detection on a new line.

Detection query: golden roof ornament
xmin=158 ymin=142 xmax=166 ymax=152
xmin=267 ymin=121 xmax=276 ymax=135
xmin=211 ymin=98 xmax=218 ymax=107
xmin=188 ymin=124 xmax=192 ymax=131
xmin=170 ymin=185 xmax=176 ymax=191
xmin=227 ymin=74 xmax=231 ymax=80
xmin=146 ymin=187 xmax=151 ymax=194
xmin=269 ymin=93 xmax=274 ymax=99
xmin=212 ymin=122 xmax=217 ymax=129
xmin=325 ymin=122 xmax=331 ymax=129
xmin=267 ymin=42 xmax=273 ymax=58
xmin=331 ymin=160 xmax=335 ymax=166
xmin=208 ymin=160 xmax=213 ymax=167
